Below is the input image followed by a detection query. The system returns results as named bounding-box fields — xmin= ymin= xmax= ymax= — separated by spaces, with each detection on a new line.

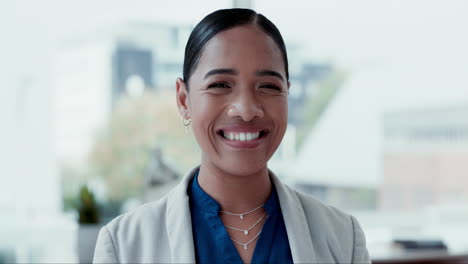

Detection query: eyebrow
xmin=204 ymin=68 xmax=238 ymax=80
xmin=255 ymin=70 xmax=285 ymax=82
xmin=203 ymin=68 xmax=285 ymax=82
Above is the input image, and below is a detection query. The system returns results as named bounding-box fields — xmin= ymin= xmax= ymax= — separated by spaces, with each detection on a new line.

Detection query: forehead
xmin=194 ymin=25 xmax=285 ymax=76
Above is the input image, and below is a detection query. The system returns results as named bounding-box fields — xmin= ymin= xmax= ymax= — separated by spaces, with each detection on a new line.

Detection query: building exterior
xmin=380 ymin=104 xmax=468 ymax=210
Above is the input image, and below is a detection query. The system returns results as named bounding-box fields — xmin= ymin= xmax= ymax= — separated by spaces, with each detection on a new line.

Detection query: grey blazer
xmin=93 ymin=167 xmax=370 ymax=263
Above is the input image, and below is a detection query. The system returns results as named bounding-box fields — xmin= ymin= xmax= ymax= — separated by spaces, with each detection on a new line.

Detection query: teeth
xmin=222 ymin=131 xmax=262 ymax=141
xmin=240 ymin=133 xmax=246 ymax=141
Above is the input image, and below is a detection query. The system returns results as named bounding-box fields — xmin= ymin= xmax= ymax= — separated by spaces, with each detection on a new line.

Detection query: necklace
xmin=224 ymin=214 xmax=267 ymax=235
xmin=230 ymin=227 xmax=264 ymax=250
xmin=219 ymin=204 xmax=264 ymax=219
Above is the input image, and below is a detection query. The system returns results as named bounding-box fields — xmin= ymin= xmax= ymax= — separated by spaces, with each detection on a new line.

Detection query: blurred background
xmin=1 ymin=0 xmax=468 ymax=262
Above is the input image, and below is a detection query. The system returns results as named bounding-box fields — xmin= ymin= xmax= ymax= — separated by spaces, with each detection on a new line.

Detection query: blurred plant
xmin=78 ymin=185 xmax=100 ymax=224
xmin=60 ymin=164 xmax=88 ymax=212
xmin=88 ymin=89 xmax=199 ymax=206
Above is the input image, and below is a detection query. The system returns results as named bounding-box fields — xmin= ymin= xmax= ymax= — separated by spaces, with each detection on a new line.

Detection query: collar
xmin=189 ymin=169 xmax=279 ymax=216
xmin=166 ymin=166 xmax=317 ymax=263
xmin=189 ymin=169 xmax=220 ymax=214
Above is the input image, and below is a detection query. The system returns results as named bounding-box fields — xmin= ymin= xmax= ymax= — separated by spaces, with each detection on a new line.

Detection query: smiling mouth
xmin=217 ymin=130 xmax=268 ymax=141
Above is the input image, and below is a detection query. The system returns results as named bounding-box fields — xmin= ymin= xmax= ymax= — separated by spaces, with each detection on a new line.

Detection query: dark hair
xmin=183 ymin=8 xmax=289 ymax=88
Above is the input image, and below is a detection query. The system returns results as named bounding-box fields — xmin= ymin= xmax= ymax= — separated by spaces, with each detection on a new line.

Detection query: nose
xmin=227 ymin=90 xmax=264 ymax=121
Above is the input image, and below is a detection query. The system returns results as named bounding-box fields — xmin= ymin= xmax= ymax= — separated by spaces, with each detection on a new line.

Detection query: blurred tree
xmin=88 ymin=90 xmax=199 ymax=205
xmin=295 ymin=70 xmax=347 ymax=150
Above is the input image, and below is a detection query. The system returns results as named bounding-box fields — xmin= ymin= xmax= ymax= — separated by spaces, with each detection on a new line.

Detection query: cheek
xmin=267 ymin=97 xmax=288 ymax=122
xmin=190 ymin=96 xmax=220 ymax=123
xmin=189 ymin=96 xmax=223 ymax=142
xmin=268 ymin=98 xmax=288 ymax=141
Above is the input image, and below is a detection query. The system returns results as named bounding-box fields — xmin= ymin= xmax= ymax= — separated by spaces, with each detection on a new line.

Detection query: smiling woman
xmin=178 ymin=22 xmax=289 ymax=180
xmin=93 ymin=8 xmax=370 ymax=264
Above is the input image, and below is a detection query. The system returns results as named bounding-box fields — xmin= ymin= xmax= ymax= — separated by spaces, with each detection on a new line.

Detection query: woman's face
xmin=177 ymin=24 xmax=289 ymax=176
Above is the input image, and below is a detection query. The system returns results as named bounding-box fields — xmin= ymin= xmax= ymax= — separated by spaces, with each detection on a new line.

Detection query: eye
xmin=208 ymin=82 xmax=230 ymax=89
xmin=259 ymin=84 xmax=282 ymax=92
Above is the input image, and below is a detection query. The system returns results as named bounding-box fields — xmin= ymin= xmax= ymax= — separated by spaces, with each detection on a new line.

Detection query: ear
xmin=176 ymin=78 xmax=190 ymax=118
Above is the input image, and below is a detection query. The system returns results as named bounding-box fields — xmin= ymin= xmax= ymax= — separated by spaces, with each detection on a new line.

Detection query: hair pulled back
xmin=183 ymin=8 xmax=289 ymax=88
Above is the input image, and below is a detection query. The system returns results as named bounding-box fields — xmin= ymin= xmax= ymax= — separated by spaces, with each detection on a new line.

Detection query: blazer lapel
xmin=165 ymin=167 xmax=316 ymax=263
xmin=166 ymin=167 xmax=199 ymax=263
xmin=270 ymin=170 xmax=317 ymax=263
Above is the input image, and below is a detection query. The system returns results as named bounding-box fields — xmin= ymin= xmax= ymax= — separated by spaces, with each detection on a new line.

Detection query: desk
xmin=372 ymin=248 xmax=468 ymax=264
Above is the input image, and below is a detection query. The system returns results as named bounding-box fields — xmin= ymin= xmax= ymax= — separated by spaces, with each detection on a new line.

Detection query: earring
xmin=181 ymin=116 xmax=191 ymax=134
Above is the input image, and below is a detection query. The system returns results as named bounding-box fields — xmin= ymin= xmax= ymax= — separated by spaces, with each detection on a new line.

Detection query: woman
xmin=93 ymin=8 xmax=370 ymax=264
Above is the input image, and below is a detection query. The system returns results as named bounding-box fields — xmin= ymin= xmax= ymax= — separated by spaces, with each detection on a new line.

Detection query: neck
xmin=197 ymin=159 xmax=272 ymax=213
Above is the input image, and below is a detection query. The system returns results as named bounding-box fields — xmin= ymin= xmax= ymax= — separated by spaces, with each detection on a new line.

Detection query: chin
xmin=217 ymin=156 xmax=269 ymax=177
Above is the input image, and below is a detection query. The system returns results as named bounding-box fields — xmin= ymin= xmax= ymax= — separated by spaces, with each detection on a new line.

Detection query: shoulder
xmin=94 ymin=194 xmax=173 ymax=263
xmin=277 ymin=182 xmax=370 ymax=263
xmin=105 ymin=196 xmax=169 ymax=237
xmin=294 ymin=188 xmax=353 ymax=228
xmin=275 ymin=178 xmax=355 ymax=232
xmin=103 ymin=166 xmax=198 ymax=238
xmin=296 ymin=189 xmax=370 ymax=263
xmin=93 ymin=166 xmax=199 ymax=263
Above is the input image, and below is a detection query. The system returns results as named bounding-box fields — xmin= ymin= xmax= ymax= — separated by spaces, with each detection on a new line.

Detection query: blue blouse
xmin=188 ymin=170 xmax=293 ymax=264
